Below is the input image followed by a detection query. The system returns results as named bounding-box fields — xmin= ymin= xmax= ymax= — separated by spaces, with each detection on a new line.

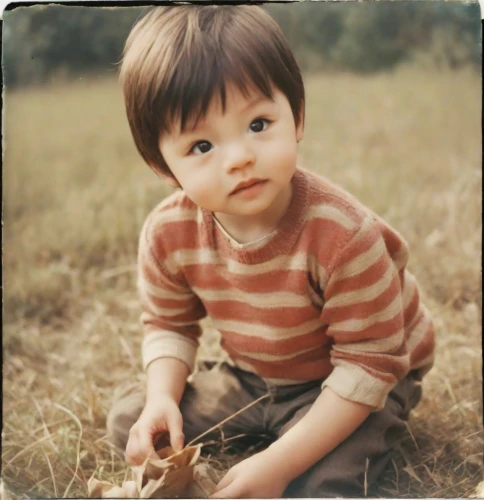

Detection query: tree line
xmin=2 ymin=1 xmax=481 ymax=88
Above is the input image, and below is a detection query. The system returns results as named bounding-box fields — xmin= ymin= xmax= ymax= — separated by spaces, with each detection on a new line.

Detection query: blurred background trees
xmin=2 ymin=1 xmax=481 ymax=88
xmin=268 ymin=1 xmax=481 ymax=73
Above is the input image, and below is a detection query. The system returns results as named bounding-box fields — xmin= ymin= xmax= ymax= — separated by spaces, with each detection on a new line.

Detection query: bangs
xmin=166 ymin=62 xmax=274 ymax=134
xmin=158 ymin=30 xmax=276 ymax=133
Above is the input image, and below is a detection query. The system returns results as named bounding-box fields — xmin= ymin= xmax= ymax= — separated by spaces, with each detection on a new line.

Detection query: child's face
xmin=158 ymin=83 xmax=303 ymax=224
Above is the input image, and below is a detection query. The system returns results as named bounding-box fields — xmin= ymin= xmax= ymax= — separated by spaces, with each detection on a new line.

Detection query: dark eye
xmin=191 ymin=141 xmax=212 ymax=155
xmin=249 ymin=118 xmax=268 ymax=133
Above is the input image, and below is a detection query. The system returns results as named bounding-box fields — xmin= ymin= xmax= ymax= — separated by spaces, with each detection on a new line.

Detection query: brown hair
xmin=120 ymin=5 xmax=305 ymax=177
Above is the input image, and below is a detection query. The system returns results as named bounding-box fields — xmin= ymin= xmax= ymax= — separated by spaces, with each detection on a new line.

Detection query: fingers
xmin=138 ymin=425 xmax=159 ymax=459
xmin=165 ymin=409 xmax=185 ymax=452
xmin=125 ymin=424 xmax=158 ymax=465
xmin=124 ymin=403 xmax=184 ymax=465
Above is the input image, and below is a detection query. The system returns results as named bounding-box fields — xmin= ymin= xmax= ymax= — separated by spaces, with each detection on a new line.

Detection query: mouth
xmin=230 ymin=179 xmax=267 ymax=195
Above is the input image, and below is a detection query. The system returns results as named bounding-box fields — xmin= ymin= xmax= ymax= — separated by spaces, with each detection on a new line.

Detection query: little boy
xmin=107 ymin=5 xmax=435 ymax=498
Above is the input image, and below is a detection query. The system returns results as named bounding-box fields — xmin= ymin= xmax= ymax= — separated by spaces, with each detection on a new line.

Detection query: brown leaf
xmin=88 ymin=478 xmax=119 ymax=498
xmin=103 ymin=485 xmax=131 ymax=498
xmin=132 ymin=464 xmax=147 ymax=493
xmin=121 ymin=480 xmax=139 ymax=498
xmin=139 ymin=473 xmax=167 ymax=498
xmin=471 ymin=481 xmax=484 ymax=498
xmin=155 ymin=445 xmax=201 ymax=467
xmin=135 ymin=445 xmax=202 ymax=498
xmin=90 ymin=445 xmax=213 ymax=498
xmin=88 ymin=477 xmax=140 ymax=499
xmin=141 ymin=467 xmax=194 ymax=498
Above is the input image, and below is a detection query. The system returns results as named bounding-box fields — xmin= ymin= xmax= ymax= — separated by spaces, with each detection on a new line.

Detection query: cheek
xmin=179 ymin=171 xmax=219 ymax=206
xmin=263 ymin=137 xmax=298 ymax=173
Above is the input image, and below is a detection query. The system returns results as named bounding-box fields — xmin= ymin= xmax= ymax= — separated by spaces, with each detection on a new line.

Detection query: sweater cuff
xmin=321 ymin=364 xmax=395 ymax=410
xmin=142 ymin=330 xmax=198 ymax=372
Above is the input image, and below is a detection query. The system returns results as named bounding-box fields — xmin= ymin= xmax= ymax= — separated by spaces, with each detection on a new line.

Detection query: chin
xmin=238 ymin=200 xmax=275 ymax=217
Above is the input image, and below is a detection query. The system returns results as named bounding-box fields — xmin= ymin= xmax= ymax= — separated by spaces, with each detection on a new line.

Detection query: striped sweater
xmin=138 ymin=168 xmax=435 ymax=409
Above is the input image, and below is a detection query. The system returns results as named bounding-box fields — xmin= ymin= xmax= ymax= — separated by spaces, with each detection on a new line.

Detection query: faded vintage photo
xmin=2 ymin=2 xmax=482 ymax=498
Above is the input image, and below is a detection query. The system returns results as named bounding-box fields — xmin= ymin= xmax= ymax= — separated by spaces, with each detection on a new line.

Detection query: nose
xmin=222 ymin=141 xmax=255 ymax=173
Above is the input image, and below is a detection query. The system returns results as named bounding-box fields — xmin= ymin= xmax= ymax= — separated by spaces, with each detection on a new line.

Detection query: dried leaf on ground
xmin=470 ymin=481 xmax=484 ymax=498
xmin=88 ymin=478 xmax=121 ymax=498
xmin=88 ymin=445 xmax=217 ymax=498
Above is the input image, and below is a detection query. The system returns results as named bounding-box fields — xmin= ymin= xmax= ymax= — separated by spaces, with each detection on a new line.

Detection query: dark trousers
xmin=107 ymin=362 xmax=422 ymax=497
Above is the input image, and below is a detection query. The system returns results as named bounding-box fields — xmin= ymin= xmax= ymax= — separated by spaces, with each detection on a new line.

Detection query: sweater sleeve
xmin=138 ymin=215 xmax=206 ymax=373
xmin=320 ymin=215 xmax=410 ymax=410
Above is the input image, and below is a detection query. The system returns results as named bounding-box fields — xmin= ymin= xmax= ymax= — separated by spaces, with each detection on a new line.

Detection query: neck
xmin=214 ymin=183 xmax=293 ymax=244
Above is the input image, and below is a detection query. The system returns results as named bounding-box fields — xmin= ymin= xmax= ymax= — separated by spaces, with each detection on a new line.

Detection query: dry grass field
xmin=2 ymin=66 xmax=482 ymax=498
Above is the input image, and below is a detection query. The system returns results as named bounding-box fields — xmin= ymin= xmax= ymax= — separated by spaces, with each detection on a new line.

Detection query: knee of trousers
xmin=286 ymin=451 xmax=391 ymax=498
xmin=286 ymin=462 xmax=365 ymax=498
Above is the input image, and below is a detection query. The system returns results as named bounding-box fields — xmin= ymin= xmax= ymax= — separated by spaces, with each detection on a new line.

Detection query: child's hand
xmin=210 ymin=450 xmax=290 ymax=498
xmin=125 ymin=394 xmax=184 ymax=465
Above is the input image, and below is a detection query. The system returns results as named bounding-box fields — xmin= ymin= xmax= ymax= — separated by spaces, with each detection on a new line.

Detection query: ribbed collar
xmin=201 ymin=168 xmax=310 ymax=264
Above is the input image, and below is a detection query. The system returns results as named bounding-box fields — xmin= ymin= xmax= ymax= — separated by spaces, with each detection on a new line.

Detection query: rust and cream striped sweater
xmin=139 ymin=168 xmax=435 ymax=409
